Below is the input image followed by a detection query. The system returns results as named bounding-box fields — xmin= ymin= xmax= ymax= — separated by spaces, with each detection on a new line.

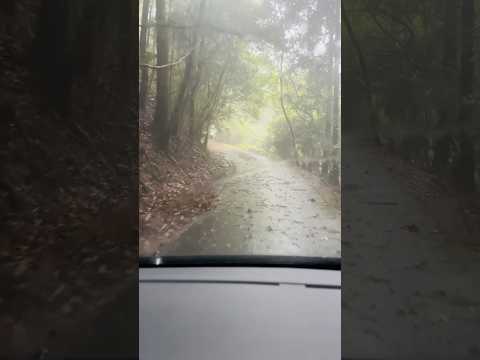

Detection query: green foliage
xmin=144 ymin=0 xmax=340 ymax=162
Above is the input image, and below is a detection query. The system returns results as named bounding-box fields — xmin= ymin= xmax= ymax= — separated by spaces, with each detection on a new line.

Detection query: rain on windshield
xmin=139 ymin=0 xmax=341 ymax=258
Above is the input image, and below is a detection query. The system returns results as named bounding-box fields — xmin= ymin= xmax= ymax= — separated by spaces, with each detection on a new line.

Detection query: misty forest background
xmin=140 ymin=0 xmax=340 ymax=165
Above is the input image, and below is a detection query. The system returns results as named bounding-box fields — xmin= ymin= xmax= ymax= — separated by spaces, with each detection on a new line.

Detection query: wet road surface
xmin=159 ymin=143 xmax=341 ymax=257
xmin=342 ymin=133 xmax=480 ymax=359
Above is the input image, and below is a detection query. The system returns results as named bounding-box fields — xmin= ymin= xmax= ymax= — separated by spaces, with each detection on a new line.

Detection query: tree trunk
xmin=203 ymin=118 xmax=212 ymax=149
xmin=197 ymin=58 xmax=229 ymax=148
xmin=139 ymin=0 xmax=151 ymax=111
xmin=459 ymin=0 xmax=474 ymax=124
xmin=32 ymin=0 xmax=72 ymax=116
xmin=443 ymin=0 xmax=458 ymax=71
xmin=188 ymin=38 xmax=206 ymax=143
xmin=279 ymin=52 xmax=299 ymax=165
xmin=342 ymin=2 xmax=380 ymax=143
xmin=169 ymin=0 xmax=207 ymax=141
xmin=331 ymin=33 xmax=340 ymax=146
xmin=152 ymin=0 xmax=170 ymax=151
xmin=454 ymin=0 xmax=476 ymax=193
xmin=325 ymin=51 xmax=333 ymax=143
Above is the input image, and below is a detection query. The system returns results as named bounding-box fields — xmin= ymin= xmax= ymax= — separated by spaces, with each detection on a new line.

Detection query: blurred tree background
xmin=1 ymin=1 xmax=138 ymax=356
xmin=343 ymin=0 xmax=479 ymax=193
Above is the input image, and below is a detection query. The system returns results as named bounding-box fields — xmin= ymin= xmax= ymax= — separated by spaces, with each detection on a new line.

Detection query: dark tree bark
xmin=436 ymin=0 xmax=459 ymax=132
xmin=32 ymin=0 xmax=72 ymax=116
xmin=152 ymin=0 xmax=170 ymax=151
xmin=169 ymin=0 xmax=207 ymax=141
xmin=342 ymin=2 xmax=380 ymax=143
xmin=169 ymin=48 xmax=193 ymax=139
xmin=459 ymin=0 xmax=474 ymax=121
xmin=453 ymin=0 xmax=476 ymax=193
xmin=325 ymin=36 xmax=334 ymax=142
xmin=188 ymin=69 xmax=203 ymax=142
xmin=199 ymin=55 xmax=230 ymax=147
xmin=443 ymin=0 xmax=458 ymax=70
xmin=332 ymin=33 xmax=340 ymax=147
xmin=139 ymin=0 xmax=151 ymax=111
xmin=279 ymin=52 xmax=299 ymax=165
xmin=0 ymin=0 xmax=14 ymax=16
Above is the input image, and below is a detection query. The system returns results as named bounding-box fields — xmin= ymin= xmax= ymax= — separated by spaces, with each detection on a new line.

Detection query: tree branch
xmin=140 ymin=46 xmax=195 ymax=70
xmin=140 ymin=21 xmax=278 ymax=46
xmin=279 ymin=52 xmax=299 ymax=165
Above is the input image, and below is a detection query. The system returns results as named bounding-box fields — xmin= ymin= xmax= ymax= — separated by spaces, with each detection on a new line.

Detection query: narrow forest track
xmin=342 ymin=133 xmax=480 ymax=359
xmin=158 ymin=142 xmax=341 ymax=257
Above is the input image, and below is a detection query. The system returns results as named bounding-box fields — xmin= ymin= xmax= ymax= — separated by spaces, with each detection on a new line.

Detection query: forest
xmin=140 ymin=0 xmax=340 ymax=161
xmin=139 ymin=0 xmax=341 ymax=255
xmin=343 ymin=0 xmax=480 ymax=194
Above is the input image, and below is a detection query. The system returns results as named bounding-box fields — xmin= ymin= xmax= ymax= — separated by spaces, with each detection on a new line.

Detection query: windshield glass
xmin=139 ymin=0 xmax=341 ymax=263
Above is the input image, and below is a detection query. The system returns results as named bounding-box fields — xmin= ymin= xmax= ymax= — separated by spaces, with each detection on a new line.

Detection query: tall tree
xmin=459 ymin=0 xmax=475 ymax=125
xmin=152 ymin=0 xmax=170 ymax=150
xmin=139 ymin=0 xmax=151 ymax=111
xmin=342 ymin=2 xmax=380 ymax=143
xmin=169 ymin=0 xmax=207 ymax=141
xmin=279 ymin=51 xmax=299 ymax=165
xmin=454 ymin=0 xmax=476 ymax=192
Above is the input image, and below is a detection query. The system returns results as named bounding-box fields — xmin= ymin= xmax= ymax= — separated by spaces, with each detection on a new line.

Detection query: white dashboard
xmin=140 ymin=266 xmax=341 ymax=360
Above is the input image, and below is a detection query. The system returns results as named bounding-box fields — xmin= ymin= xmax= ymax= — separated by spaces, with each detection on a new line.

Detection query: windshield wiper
xmin=139 ymin=255 xmax=341 ymax=271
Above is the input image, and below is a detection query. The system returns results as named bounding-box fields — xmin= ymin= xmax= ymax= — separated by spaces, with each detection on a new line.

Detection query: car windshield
xmin=139 ymin=0 xmax=341 ymax=265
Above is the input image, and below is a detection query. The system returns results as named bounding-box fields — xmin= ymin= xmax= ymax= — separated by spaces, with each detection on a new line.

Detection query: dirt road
xmin=342 ymin=133 xmax=480 ymax=359
xmin=158 ymin=143 xmax=341 ymax=257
